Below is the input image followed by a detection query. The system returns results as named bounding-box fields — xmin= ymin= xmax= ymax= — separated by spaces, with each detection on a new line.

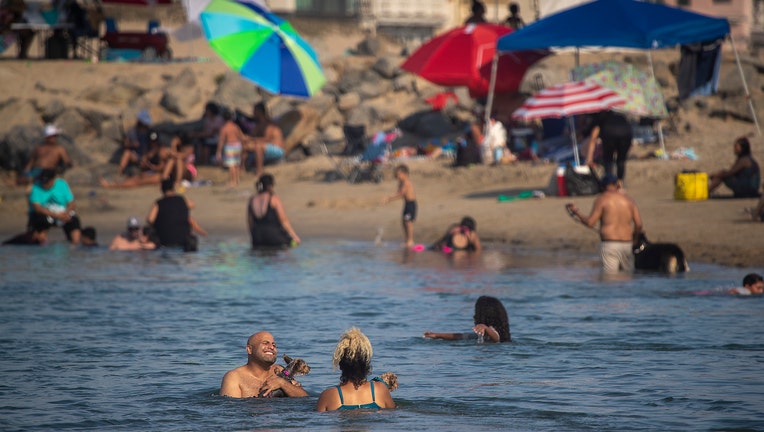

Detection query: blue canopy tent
xmin=485 ymin=0 xmax=759 ymax=151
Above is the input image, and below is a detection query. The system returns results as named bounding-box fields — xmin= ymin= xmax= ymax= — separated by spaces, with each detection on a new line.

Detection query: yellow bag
xmin=674 ymin=171 xmax=708 ymax=201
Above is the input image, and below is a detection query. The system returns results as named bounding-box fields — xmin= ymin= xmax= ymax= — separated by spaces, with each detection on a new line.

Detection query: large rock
xmin=373 ymin=56 xmax=402 ymax=79
xmin=214 ymin=71 xmax=262 ymax=113
xmin=393 ymin=74 xmax=416 ymax=93
xmin=305 ymin=92 xmax=336 ymax=113
xmin=55 ymin=108 xmax=91 ymax=138
xmin=0 ymin=99 xmax=41 ymax=136
xmin=268 ymin=97 xmax=299 ymax=121
xmin=338 ymin=92 xmax=361 ymax=111
xmin=81 ymin=82 xmax=146 ymax=105
xmin=519 ymin=66 xmax=568 ymax=94
xmin=276 ymin=105 xmax=320 ymax=154
xmin=337 ymin=67 xmax=366 ymax=94
xmin=320 ymin=124 xmax=345 ymax=143
xmin=718 ymin=63 xmax=760 ymax=97
xmin=73 ymin=136 xmax=116 ymax=165
xmin=355 ymin=36 xmax=381 ymax=57
xmin=319 ymin=106 xmax=344 ymax=129
xmin=42 ymin=99 xmax=66 ymax=123
xmin=160 ymin=68 xmax=201 ymax=117
xmin=356 ymin=79 xmax=393 ymax=100
xmin=0 ymin=124 xmax=40 ymax=171
xmin=345 ymin=105 xmax=377 ymax=129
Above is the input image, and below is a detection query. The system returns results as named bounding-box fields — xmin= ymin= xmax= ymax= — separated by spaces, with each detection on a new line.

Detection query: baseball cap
xmin=127 ymin=216 xmax=141 ymax=230
xmin=136 ymin=110 xmax=153 ymax=126
xmin=600 ymin=174 xmax=619 ymax=187
xmin=44 ymin=124 xmax=61 ymax=137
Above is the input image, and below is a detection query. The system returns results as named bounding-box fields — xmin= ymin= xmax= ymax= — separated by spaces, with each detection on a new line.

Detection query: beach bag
xmin=674 ymin=170 xmax=708 ymax=201
xmin=564 ymin=164 xmax=600 ymax=196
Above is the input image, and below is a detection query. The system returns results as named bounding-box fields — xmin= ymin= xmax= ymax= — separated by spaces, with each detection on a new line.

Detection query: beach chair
xmin=321 ymin=127 xmax=398 ymax=184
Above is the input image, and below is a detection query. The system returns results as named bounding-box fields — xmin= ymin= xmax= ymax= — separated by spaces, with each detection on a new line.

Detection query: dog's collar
xmin=282 ymin=370 xmax=290 ymax=377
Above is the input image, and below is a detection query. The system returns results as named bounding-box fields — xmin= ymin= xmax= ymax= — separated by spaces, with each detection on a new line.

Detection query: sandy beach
xmin=1 ymin=25 xmax=763 ymax=269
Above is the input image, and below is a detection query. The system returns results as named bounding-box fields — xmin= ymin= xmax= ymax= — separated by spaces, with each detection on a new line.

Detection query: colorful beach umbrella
xmin=571 ymin=61 xmax=667 ymax=118
xmin=200 ymin=0 xmax=325 ymax=97
xmin=512 ymin=81 xmax=626 ymax=165
xmin=401 ymin=23 xmax=548 ymax=98
xmin=512 ymin=81 xmax=626 ymax=121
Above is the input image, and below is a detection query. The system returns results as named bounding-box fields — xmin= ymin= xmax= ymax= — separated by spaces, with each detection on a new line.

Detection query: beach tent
xmin=486 ymin=0 xmax=759 ymax=145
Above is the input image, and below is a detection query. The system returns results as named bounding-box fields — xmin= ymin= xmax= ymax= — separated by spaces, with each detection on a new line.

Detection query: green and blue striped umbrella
xmin=201 ymin=0 xmax=325 ymax=97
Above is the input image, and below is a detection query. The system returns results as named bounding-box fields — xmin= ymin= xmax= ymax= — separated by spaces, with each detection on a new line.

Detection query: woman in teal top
xmin=316 ymin=328 xmax=395 ymax=411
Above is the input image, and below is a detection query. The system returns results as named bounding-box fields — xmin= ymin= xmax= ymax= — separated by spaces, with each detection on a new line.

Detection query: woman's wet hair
xmin=333 ymin=327 xmax=373 ymax=388
xmin=473 ymin=296 xmax=511 ymax=342
xmin=735 ymin=136 xmax=751 ymax=156
xmin=256 ymin=174 xmax=275 ymax=193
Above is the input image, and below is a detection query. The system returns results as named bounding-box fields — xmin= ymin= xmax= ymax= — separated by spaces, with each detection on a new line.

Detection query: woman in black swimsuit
xmin=247 ymin=174 xmax=300 ymax=248
xmin=430 ymin=216 xmax=482 ymax=252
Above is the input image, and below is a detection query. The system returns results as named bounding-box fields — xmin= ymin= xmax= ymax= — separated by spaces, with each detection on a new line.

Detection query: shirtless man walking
xmin=220 ymin=331 xmax=308 ymax=398
xmin=246 ymin=102 xmax=284 ymax=178
xmin=565 ymin=174 xmax=643 ymax=274
xmin=24 ymin=125 xmax=72 ymax=180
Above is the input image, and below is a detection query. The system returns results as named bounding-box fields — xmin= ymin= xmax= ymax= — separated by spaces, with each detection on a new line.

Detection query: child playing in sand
xmin=215 ymin=110 xmax=245 ymax=187
xmin=383 ymin=164 xmax=416 ymax=247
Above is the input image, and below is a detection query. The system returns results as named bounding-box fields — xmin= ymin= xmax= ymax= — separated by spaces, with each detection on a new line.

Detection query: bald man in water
xmin=565 ymin=174 xmax=643 ymax=274
xmin=220 ymin=331 xmax=308 ymax=398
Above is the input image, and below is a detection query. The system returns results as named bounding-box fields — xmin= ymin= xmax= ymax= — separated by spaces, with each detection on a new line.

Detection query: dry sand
xmin=0 ymin=28 xmax=763 ymax=269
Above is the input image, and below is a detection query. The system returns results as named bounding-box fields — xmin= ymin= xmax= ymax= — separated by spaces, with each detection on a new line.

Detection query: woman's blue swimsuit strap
xmin=336 ymin=382 xmax=382 ymax=410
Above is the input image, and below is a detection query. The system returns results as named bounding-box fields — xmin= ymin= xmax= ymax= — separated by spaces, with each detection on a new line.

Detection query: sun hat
xmin=44 ymin=124 xmax=61 ymax=137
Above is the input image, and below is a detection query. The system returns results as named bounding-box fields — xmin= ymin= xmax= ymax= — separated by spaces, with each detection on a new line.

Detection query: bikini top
xmin=336 ymin=382 xmax=381 ymax=410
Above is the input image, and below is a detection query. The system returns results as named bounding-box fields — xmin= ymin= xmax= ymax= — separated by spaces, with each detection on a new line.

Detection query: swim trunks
xmin=402 ymin=200 xmax=417 ymax=222
xmin=223 ymin=142 xmax=242 ymax=167
xmin=600 ymin=241 xmax=634 ymax=274
xmin=264 ymin=144 xmax=284 ymax=163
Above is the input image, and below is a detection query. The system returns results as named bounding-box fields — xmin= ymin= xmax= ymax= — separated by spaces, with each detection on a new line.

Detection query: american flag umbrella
xmin=512 ymin=81 xmax=625 ymax=165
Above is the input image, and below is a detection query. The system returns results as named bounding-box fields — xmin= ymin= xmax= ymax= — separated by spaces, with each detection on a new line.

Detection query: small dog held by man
xmin=633 ymin=232 xmax=689 ymax=273
xmin=260 ymin=354 xmax=311 ymax=397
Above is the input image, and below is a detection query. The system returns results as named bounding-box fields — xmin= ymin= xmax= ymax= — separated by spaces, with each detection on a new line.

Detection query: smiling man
xmin=220 ymin=332 xmax=308 ymax=398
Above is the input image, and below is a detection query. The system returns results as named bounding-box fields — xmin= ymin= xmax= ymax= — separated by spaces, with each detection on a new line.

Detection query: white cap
xmin=127 ymin=216 xmax=141 ymax=229
xmin=44 ymin=124 xmax=61 ymax=137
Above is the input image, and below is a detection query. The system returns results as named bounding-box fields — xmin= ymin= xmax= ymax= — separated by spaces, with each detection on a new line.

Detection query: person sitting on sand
xmin=189 ymin=102 xmax=225 ymax=165
xmin=728 ymin=273 xmax=764 ymax=295
xmin=109 ymin=216 xmax=156 ymax=251
xmin=117 ymin=110 xmax=153 ymax=177
xmin=247 ymin=174 xmax=300 ymax=248
xmin=244 ymin=102 xmax=284 ymax=178
xmin=220 ymin=331 xmax=308 ymax=398
xmin=163 ymin=134 xmax=197 ymax=188
xmin=708 ymin=136 xmax=760 ymax=198
xmin=101 ymin=132 xmax=170 ymax=189
xmin=23 ymin=124 xmax=72 ymax=183
xmin=147 ymin=178 xmax=206 ymax=251
xmin=424 ymin=296 xmax=511 ymax=343
xmin=429 ymin=216 xmax=482 ymax=253
xmin=316 ymin=327 xmax=395 ymax=411
xmin=28 ymin=169 xmax=82 ymax=244
xmin=216 ymin=109 xmax=246 ymax=187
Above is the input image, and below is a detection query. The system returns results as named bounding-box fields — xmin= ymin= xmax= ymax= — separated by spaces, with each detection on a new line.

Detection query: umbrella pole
xmin=483 ymin=52 xmax=500 ymax=136
xmin=647 ymin=52 xmax=668 ymax=159
xmin=569 ymin=116 xmax=580 ymax=166
xmin=730 ymin=33 xmax=762 ymax=136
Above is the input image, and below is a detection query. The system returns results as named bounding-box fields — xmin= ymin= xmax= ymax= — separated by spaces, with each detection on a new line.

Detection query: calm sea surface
xmin=0 ymin=239 xmax=762 ymax=431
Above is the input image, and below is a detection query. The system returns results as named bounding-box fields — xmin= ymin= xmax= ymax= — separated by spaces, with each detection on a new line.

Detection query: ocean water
xmin=0 ymin=239 xmax=762 ymax=431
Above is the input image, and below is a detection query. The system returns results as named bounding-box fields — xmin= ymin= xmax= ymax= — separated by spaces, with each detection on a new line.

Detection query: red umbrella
xmin=512 ymin=81 xmax=626 ymax=165
xmin=401 ymin=23 xmax=548 ymax=98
